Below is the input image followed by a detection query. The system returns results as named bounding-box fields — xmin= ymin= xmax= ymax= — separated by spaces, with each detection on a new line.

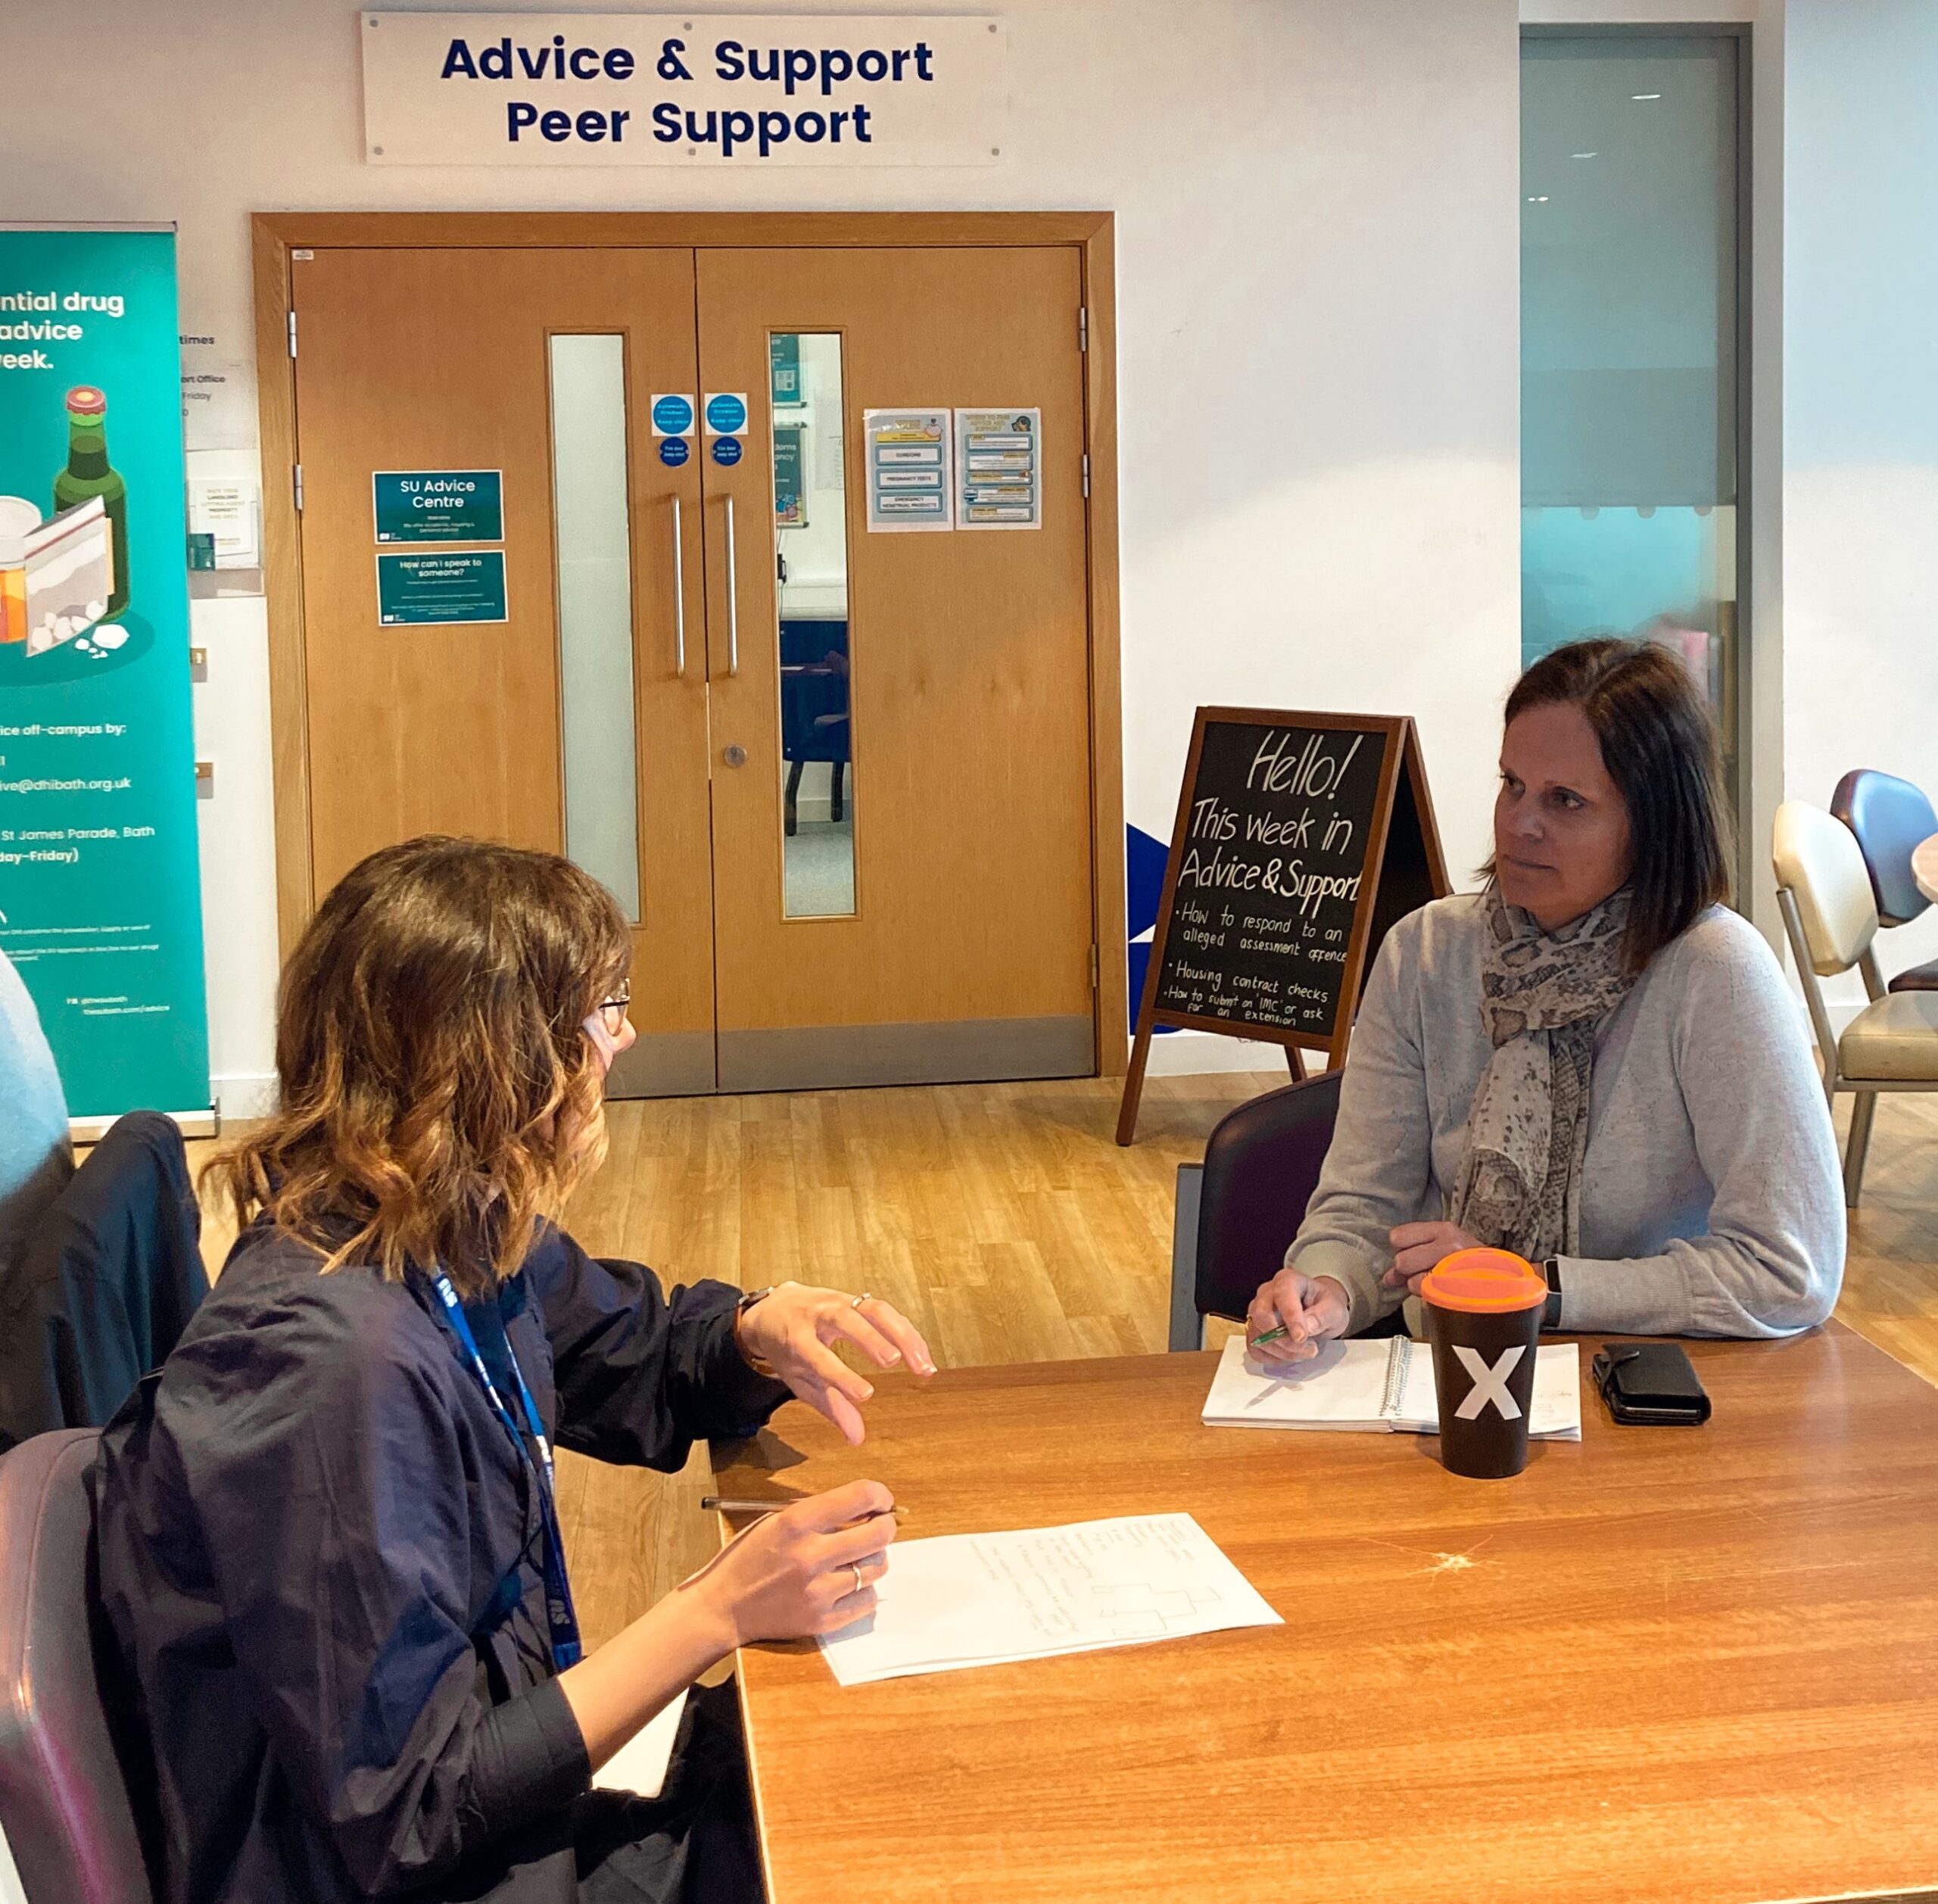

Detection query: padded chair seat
xmin=1887 ymin=957 xmax=1938 ymax=994
xmin=1840 ymin=989 xmax=1938 ymax=1080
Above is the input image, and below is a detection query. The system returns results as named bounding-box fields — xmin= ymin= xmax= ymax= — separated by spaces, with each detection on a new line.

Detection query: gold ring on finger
xmin=852 ymin=1293 xmax=871 ymax=1309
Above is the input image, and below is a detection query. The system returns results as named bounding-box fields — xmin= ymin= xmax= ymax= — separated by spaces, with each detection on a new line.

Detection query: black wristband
xmin=1541 ymin=1258 xmax=1563 ymax=1332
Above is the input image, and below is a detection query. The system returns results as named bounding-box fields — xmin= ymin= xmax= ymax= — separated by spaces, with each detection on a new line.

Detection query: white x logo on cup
xmin=1451 ymin=1345 xmax=1526 ymax=1420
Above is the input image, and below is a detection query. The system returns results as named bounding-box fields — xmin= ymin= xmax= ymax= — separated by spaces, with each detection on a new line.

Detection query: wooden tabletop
xmin=1912 ymin=831 xmax=1938 ymax=905
xmin=714 ymin=1326 xmax=1938 ymax=1904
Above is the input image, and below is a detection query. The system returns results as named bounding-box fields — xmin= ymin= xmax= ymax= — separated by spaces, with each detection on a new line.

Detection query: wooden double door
xmin=288 ymin=240 xmax=1098 ymax=1095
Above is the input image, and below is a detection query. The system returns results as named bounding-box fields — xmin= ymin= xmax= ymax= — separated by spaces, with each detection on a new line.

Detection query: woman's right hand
xmin=1245 ymin=1269 xmax=1351 ymax=1365
xmin=696 ymin=1479 xmax=896 ymax=1644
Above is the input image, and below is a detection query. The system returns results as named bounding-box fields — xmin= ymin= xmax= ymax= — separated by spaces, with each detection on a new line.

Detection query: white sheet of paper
xmin=1201 ymin=1336 xmax=1581 ymax=1439
xmin=1200 ymin=1336 xmax=1397 ymax=1429
xmin=590 ymin=1687 xmax=687 ymax=1801
xmin=818 ymin=1513 xmax=1281 ymax=1687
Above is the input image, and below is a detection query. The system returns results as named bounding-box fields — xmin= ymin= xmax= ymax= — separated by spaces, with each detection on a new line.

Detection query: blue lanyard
xmin=427 ymin=1270 xmax=583 ymax=1672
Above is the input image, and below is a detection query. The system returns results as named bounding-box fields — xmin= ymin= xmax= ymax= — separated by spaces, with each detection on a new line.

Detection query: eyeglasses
xmin=593 ymin=987 xmax=631 ymax=1039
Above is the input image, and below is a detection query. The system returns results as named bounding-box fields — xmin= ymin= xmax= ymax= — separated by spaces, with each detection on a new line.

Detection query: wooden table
xmin=1912 ymin=830 xmax=1938 ymax=905
xmin=714 ymin=1326 xmax=1938 ymax=1904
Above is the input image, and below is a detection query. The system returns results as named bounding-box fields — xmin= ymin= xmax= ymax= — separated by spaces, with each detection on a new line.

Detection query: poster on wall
xmin=0 ymin=225 xmax=211 ymax=1122
xmin=955 ymin=407 xmax=1041 ymax=528
xmin=773 ymin=424 xmax=807 ymax=526
xmin=862 ymin=408 xmax=952 ymax=531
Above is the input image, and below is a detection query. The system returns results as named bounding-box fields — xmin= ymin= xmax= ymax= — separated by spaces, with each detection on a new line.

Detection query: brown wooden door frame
xmin=253 ymin=209 xmax=1125 ymax=1077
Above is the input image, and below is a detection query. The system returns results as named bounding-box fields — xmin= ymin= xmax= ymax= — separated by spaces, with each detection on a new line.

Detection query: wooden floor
xmin=184 ymin=1072 xmax=1938 ymax=1654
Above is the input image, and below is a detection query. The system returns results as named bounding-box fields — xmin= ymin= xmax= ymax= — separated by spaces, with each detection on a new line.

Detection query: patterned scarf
xmin=1447 ymin=885 xmax=1636 ymax=1261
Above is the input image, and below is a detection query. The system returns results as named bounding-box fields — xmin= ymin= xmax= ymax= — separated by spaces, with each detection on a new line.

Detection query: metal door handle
xmin=724 ymin=494 xmax=739 ymax=676
xmin=671 ymin=495 xmax=685 ymax=677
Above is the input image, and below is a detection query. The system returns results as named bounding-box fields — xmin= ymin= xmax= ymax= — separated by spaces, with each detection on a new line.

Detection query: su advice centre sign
xmin=360 ymin=12 xmax=1006 ymax=165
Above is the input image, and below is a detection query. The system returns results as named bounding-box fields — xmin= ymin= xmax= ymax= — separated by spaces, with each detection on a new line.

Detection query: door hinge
xmin=292 ymin=463 xmax=304 ymax=512
xmin=1089 ymin=944 xmax=1099 ymax=990
xmin=1082 ymin=453 xmax=1091 ymax=499
xmin=287 ymin=310 xmax=298 ymax=359
xmin=1079 ymin=306 xmax=1088 ymax=354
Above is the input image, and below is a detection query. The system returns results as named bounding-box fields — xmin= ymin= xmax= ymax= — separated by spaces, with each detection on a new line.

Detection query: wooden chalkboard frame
xmin=1116 ymin=706 xmax=1449 ymax=1144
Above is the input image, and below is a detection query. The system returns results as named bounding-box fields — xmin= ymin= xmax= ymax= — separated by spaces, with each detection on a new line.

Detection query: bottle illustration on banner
xmin=51 ymin=385 xmax=130 ymax=618
xmin=0 ymin=495 xmax=39 ymax=644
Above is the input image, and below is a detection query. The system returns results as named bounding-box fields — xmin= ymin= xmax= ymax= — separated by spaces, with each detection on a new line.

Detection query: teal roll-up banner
xmin=0 ymin=227 xmax=210 ymax=1120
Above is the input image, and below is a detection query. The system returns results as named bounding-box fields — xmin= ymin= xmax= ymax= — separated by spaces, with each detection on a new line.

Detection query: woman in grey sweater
xmin=1248 ymin=637 xmax=1843 ymax=1360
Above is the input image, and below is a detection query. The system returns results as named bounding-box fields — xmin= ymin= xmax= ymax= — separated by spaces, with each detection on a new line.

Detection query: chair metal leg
xmin=1844 ymin=1089 xmax=1878 ymax=1207
xmin=1168 ymin=1164 xmax=1204 ymax=1352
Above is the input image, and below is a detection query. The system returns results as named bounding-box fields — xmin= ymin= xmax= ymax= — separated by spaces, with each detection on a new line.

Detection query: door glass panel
xmin=549 ymin=332 xmax=641 ymax=921
xmin=771 ymin=332 xmax=855 ymax=918
xmin=1520 ymin=34 xmax=1742 ymax=799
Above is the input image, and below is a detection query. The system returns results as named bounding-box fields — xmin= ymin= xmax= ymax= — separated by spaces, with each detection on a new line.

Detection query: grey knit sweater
xmin=1288 ymin=896 xmax=1846 ymax=1338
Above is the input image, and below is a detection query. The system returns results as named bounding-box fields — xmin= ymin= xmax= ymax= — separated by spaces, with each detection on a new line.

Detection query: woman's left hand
xmin=735 ymin=1285 xmax=936 ymax=1445
xmin=1382 ymin=1222 xmax=1484 ymax=1298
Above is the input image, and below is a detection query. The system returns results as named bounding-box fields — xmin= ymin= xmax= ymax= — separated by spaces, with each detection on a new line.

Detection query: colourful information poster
xmin=862 ymin=409 xmax=952 ymax=532
xmin=0 ymin=226 xmax=210 ymax=1120
xmin=955 ymin=407 xmax=1042 ymax=529
xmin=773 ymin=425 xmax=807 ymax=528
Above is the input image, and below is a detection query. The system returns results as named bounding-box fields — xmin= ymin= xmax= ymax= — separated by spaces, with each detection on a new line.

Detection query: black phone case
xmin=1592 ymin=1343 xmax=1712 ymax=1426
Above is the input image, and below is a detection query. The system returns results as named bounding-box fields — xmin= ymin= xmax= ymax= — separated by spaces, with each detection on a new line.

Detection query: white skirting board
xmin=1139 ymin=1030 xmax=1303 ymax=1077
xmin=70 ymin=1108 xmax=219 ymax=1142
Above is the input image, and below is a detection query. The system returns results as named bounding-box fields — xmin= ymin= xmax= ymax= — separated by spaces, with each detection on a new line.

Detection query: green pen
xmin=1248 ymin=1324 xmax=1289 ymax=1348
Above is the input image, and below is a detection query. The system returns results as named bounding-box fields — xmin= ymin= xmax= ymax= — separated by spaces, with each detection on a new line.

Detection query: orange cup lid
xmin=1418 ymin=1247 xmax=1547 ymax=1313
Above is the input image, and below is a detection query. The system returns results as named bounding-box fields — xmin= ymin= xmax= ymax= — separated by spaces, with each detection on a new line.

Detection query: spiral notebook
xmin=1201 ymin=1335 xmax=1581 ymax=1439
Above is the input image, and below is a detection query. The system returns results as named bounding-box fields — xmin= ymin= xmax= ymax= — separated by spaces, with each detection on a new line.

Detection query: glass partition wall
xmin=769 ymin=332 xmax=856 ymax=919
xmin=1520 ymin=33 xmax=1746 ymax=810
xmin=550 ymin=333 xmax=642 ymax=921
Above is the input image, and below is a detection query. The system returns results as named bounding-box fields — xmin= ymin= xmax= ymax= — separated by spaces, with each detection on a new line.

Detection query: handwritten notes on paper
xmin=818 ymin=1513 xmax=1282 ymax=1687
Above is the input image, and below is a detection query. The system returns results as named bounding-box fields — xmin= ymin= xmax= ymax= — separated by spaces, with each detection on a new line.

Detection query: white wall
xmin=0 ymin=0 xmax=1523 ymax=1102
xmin=1782 ymin=0 xmax=1938 ymax=1005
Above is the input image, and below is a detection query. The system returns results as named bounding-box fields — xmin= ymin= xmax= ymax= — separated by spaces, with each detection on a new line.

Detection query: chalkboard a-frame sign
xmin=1117 ymin=708 xmax=1449 ymax=1145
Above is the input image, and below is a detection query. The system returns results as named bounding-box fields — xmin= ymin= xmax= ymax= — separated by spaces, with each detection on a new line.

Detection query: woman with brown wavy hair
xmin=91 ymin=836 xmax=934 ymax=1904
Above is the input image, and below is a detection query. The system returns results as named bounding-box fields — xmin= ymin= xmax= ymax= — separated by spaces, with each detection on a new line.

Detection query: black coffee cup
xmin=1419 ymin=1248 xmax=1547 ymax=1479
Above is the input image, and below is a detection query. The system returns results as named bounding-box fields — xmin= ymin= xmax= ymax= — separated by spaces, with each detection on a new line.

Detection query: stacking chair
xmin=1831 ymin=768 xmax=1938 ymax=992
xmin=0 ymin=1429 xmax=157 ymax=1904
xmin=1772 ymin=801 xmax=1938 ymax=1204
xmin=1167 ymin=1069 xmax=1342 ymax=1350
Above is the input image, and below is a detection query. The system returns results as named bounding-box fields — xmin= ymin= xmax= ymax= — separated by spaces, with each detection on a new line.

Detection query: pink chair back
xmin=0 ymin=1429 xmax=155 ymax=1904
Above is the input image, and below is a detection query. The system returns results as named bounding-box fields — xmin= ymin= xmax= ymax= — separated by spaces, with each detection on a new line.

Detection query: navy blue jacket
xmin=91 ymin=1219 xmax=787 ymax=1902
